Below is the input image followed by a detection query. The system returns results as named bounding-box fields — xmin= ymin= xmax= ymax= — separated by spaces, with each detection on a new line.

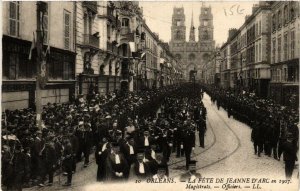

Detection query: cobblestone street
xmin=25 ymin=93 xmax=298 ymax=191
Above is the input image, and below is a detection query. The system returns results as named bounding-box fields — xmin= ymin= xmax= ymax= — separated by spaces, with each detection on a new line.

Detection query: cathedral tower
xmin=198 ymin=5 xmax=215 ymax=52
xmin=171 ymin=7 xmax=186 ymax=42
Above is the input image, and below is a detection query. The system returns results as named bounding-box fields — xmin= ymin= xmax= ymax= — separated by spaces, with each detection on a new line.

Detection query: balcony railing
xmin=83 ymin=34 xmax=99 ymax=48
xmin=83 ymin=1 xmax=97 ymax=14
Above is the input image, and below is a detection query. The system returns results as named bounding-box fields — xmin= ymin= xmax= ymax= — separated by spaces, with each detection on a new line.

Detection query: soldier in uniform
xmin=197 ymin=116 xmax=206 ymax=148
xmin=251 ymin=120 xmax=264 ymax=157
xmin=182 ymin=119 xmax=196 ymax=170
xmin=282 ymin=119 xmax=299 ymax=179
xmin=180 ymin=160 xmax=201 ymax=182
xmin=108 ymin=122 xmax=122 ymax=142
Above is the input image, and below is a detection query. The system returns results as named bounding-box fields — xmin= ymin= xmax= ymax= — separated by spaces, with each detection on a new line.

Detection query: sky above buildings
xmin=139 ymin=1 xmax=255 ymax=46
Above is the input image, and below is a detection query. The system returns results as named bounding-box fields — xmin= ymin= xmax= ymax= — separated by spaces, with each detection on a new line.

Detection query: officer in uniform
xmin=198 ymin=116 xmax=206 ymax=148
xmin=251 ymin=120 xmax=263 ymax=157
xmin=182 ymin=119 xmax=196 ymax=170
xmin=282 ymin=119 xmax=299 ymax=180
xmin=108 ymin=122 xmax=122 ymax=142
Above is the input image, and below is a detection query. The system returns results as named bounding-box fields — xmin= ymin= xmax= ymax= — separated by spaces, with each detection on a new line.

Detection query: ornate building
xmin=169 ymin=5 xmax=215 ymax=81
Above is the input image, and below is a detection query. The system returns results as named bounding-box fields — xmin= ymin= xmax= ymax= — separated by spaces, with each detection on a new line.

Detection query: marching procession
xmin=1 ymin=84 xmax=208 ymax=190
xmin=2 ymin=83 xmax=299 ymax=190
xmin=205 ymin=86 xmax=299 ymax=180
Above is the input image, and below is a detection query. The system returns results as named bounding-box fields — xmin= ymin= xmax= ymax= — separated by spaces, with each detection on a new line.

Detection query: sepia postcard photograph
xmin=1 ymin=1 xmax=299 ymax=191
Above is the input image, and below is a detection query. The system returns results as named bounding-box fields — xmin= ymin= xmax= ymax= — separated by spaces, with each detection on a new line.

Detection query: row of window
xmin=3 ymin=46 xmax=75 ymax=80
xmin=271 ymin=30 xmax=296 ymax=64
xmin=272 ymin=2 xmax=297 ymax=32
xmin=9 ymin=2 xmax=71 ymax=50
xmin=271 ymin=66 xmax=299 ymax=82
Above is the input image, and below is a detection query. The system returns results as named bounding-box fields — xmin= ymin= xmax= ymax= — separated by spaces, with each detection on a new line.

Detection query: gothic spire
xmin=189 ymin=10 xmax=195 ymax=41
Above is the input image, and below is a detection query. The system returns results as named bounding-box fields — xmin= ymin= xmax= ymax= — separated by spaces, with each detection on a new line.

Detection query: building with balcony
xmin=269 ymin=1 xmax=300 ymax=107
xmin=75 ymin=1 xmax=100 ymax=98
xmin=97 ymin=1 xmax=122 ymax=95
xmin=2 ymin=1 xmax=76 ymax=110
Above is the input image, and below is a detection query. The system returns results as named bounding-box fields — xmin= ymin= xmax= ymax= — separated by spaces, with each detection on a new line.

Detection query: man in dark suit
xmin=149 ymin=149 xmax=169 ymax=176
xmin=41 ymin=135 xmax=57 ymax=186
xmin=182 ymin=119 xmax=195 ymax=170
xmin=130 ymin=150 xmax=151 ymax=180
xmin=121 ymin=136 xmax=137 ymax=179
xmin=95 ymin=136 xmax=110 ymax=182
xmin=180 ymin=160 xmax=201 ymax=182
xmin=62 ymin=138 xmax=74 ymax=186
xmin=105 ymin=142 xmax=129 ymax=182
xmin=138 ymin=129 xmax=154 ymax=149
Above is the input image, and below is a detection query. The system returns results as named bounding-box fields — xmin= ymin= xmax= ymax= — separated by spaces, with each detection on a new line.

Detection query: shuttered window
xmin=64 ymin=10 xmax=71 ymax=49
xmin=9 ymin=2 xmax=20 ymax=37
xmin=42 ymin=3 xmax=49 ymax=44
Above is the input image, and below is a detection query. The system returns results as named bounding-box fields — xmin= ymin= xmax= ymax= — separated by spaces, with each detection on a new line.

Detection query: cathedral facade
xmin=169 ymin=5 xmax=215 ymax=81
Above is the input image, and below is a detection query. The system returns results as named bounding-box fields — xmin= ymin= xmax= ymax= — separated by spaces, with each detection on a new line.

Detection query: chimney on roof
xmin=228 ymin=28 xmax=238 ymax=41
xmin=252 ymin=4 xmax=259 ymax=14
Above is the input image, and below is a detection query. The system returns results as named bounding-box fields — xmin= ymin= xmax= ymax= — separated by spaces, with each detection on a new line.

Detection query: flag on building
xmin=141 ymin=51 xmax=146 ymax=59
xmin=28 ymin=32 xmax=36 ymax=60
xmin=129 ymin=42 xmax=136 ymax=52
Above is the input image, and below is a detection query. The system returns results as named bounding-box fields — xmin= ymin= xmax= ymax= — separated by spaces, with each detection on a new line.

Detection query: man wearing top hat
xmin=105 ymin=142 xmax=129 ymax=182
xmin=180 ymin=160 xmax=201 ymax=182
